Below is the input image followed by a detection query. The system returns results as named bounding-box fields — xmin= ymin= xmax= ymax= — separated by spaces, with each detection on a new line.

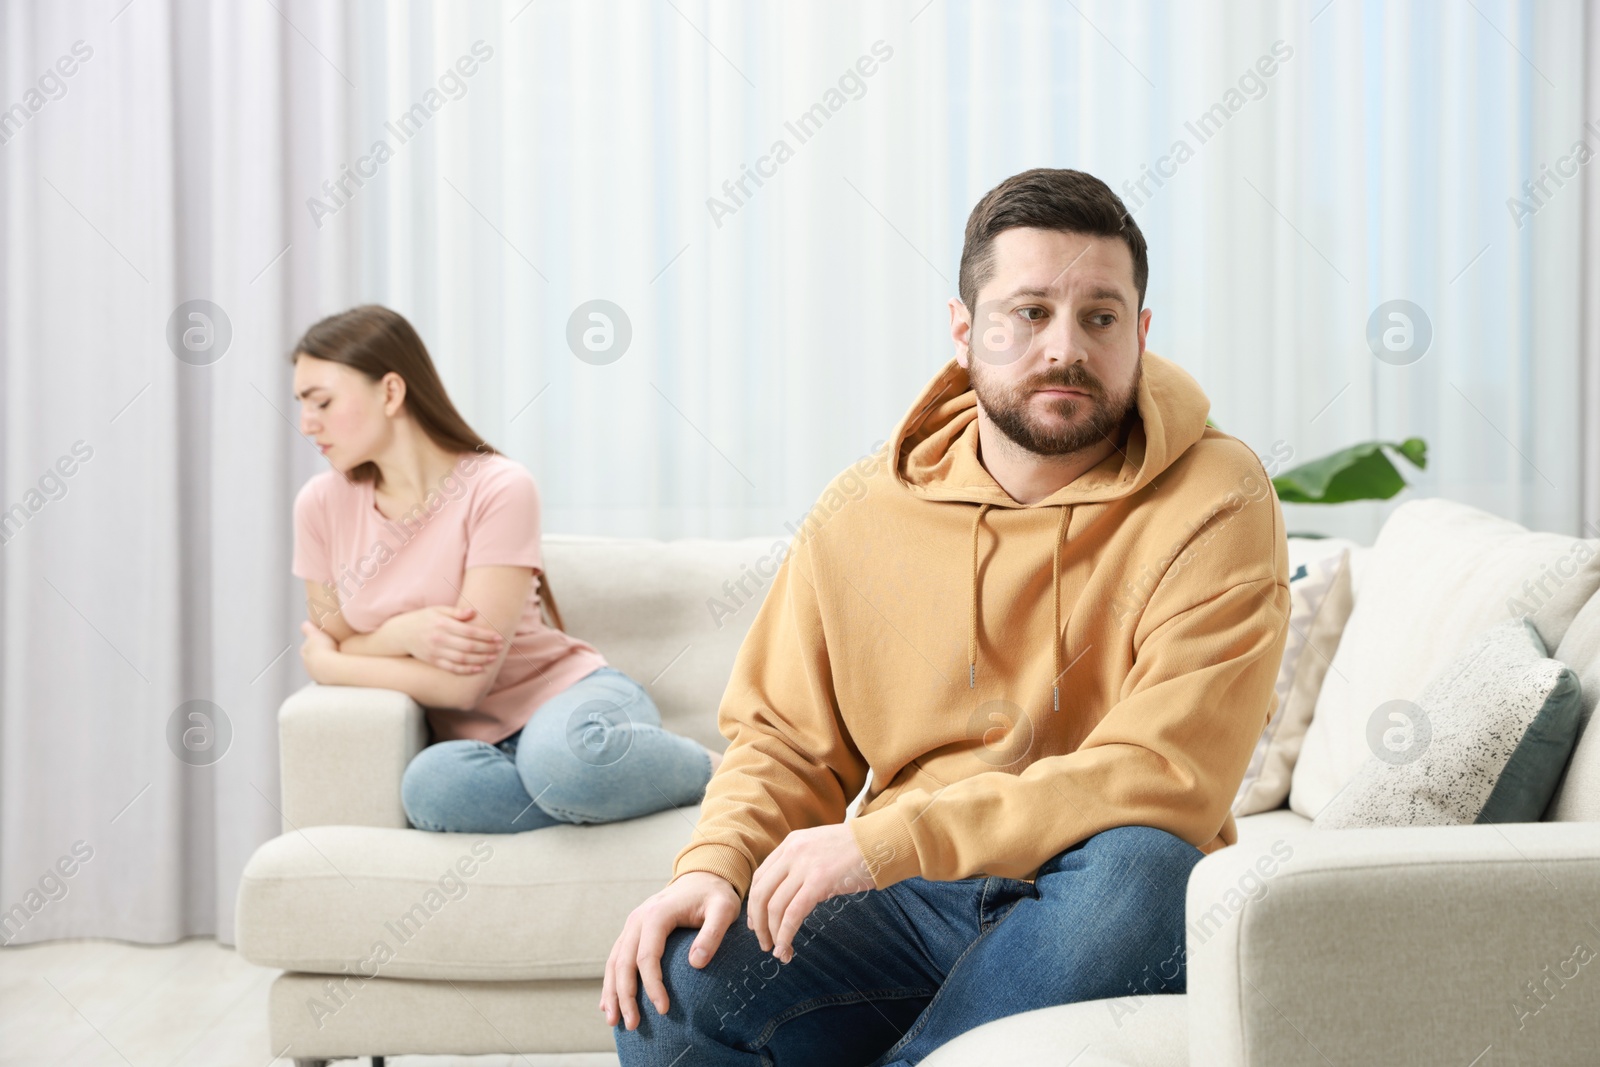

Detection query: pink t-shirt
xmin=291 ymin=451 xmax=608 ymax=744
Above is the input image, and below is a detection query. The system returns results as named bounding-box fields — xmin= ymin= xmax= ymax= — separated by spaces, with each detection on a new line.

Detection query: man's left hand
xmin=746 ymin=823 xmax=875 ymax=963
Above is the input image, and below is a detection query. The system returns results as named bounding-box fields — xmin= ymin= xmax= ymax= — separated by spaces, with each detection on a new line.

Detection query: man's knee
xmin=1037 ymin=826 xmax=1199 ymax=994
xmin=618 ymin=923 xmax=772 ymax=1049
xmin=1047 ymin=824 xmax=1203 ymax=878
xmin=1096 ymin=824 xmax=1203 ymax=862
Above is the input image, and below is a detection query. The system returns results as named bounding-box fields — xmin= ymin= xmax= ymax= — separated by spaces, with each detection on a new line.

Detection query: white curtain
xmin=1 ymin=0 xmax=348 ymax=945
xmin=0 ymin=0 xmax=1589 ymax=945
xmin=1584 ymin=0 xmax=1600 ymax=541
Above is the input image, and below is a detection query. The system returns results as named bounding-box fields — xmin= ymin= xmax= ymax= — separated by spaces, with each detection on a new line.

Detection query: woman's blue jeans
xmin=400 ymin=665 xmax=714 ymax=832
xmin=612 ymin=825 xmax=1202 ymax=1067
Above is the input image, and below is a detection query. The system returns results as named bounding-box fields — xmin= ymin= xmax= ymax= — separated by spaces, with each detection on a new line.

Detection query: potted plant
xmin=1207 ymin=420 xmax=1428 ymax=536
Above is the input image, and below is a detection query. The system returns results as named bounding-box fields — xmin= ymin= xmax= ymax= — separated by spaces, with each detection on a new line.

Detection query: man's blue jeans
xmin=613 ymin=824 xmax=1202 ymax=1066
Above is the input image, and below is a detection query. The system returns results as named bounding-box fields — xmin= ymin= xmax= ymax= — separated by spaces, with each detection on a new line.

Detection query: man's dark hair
xmin=958 ymin=168 xmax=1148 ymax=314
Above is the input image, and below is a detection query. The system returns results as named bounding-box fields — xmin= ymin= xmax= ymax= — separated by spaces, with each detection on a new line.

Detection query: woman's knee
xmin=517 ymin=711 xmax=638 ymax=823
xmin=401 ymin=741 xmax=490 ymax=830
xmin=518 ymin=750 xmax=621 ymax=823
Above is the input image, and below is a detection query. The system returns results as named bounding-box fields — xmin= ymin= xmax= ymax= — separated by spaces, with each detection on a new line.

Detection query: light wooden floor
xmin=0 ymin=937 xmax=621 ymax=1067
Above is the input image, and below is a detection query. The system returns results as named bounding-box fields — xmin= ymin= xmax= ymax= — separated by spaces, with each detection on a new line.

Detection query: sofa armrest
xmin=278 ymin=683 xmax=427 ymax=831
xmin=1187 ymin=823 xmax=1600 ymax=1067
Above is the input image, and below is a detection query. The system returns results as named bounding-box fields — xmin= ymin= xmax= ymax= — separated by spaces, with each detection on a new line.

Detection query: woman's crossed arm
xmin=298 ymin=566 xmax=530 ymax=711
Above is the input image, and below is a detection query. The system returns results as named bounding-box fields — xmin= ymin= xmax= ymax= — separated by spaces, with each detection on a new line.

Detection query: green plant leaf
xmin=1394 ymin=436 xmax=1428 ymax=469
xmin=1272 ymin=439 xmax=1427 ymax=504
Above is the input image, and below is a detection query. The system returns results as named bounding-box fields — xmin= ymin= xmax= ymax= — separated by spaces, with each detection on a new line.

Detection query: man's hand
xmin=600 ymin=870 xmax=741 ymax=1031
xmin=747 ymin=823 xmax=875 ymax=965
xmin=298 ymin=620 xmax=338 ymax=682
xmin=387 ymin=605 xmax=504 ymax=673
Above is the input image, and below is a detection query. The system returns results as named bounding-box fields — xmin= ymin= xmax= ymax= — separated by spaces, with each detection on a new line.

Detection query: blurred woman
xmin=289 ymin=304 xmax=720 ymax=833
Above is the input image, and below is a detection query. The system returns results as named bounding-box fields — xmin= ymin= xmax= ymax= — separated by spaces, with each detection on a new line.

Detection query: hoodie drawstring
xmin=1052 ymin=503 xmax=1066 ymax=712
xmin=968 ymin=503 xmax=992 ymax=688
xmin=968 ymin=502 xmax=1069 ymax=712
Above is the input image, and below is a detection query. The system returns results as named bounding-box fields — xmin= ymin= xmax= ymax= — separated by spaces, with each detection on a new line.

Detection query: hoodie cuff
xmin=849 ymin=804 xmax=921 ymax=889
xmin=671 ymin=843 xmax=754 ymax=899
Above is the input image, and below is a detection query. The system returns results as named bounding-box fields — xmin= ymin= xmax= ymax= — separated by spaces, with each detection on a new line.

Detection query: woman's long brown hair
xmin=290 ymin=305 xmax=566 ymax=631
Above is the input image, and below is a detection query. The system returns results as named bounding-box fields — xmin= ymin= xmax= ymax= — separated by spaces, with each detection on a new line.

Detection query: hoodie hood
xmin=888 ymin=351 xmax=1212 ymax=708
xmin=891 ymin=350 xmax=1211 ymax=506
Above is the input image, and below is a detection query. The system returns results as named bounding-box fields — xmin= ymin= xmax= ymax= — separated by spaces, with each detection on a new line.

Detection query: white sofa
xmin=237 ymin=513 xmax=1600 ymax=1067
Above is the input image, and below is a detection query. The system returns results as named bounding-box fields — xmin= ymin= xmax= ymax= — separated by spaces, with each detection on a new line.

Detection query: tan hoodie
xmin=671 ymin=351 xmax=1291 ymax=895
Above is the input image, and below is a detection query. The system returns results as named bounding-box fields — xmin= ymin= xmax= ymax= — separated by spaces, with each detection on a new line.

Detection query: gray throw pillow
xmin=1314 ymin=618 xmax=1583 ymax=829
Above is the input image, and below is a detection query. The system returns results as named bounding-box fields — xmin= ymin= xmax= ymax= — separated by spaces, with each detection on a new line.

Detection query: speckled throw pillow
xmin=1314 ymin=618 xmax=1583 ymax=829
xmin=1232 ymin=547 xmax=1354 ymax=816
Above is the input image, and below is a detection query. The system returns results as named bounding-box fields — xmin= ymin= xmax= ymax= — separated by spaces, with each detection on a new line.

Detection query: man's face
xmin=950 ymin=228 xmax=1151 ymax=457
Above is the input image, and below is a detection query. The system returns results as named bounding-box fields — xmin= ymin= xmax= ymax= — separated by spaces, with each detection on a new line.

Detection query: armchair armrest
xmin=278 ymin=683 xmax=427 ymax=831
xmin=1187 ymin=823 xmax=1600 ymax=1067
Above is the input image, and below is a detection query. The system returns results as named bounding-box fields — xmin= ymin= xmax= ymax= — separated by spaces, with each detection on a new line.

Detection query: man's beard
xmin=967 ymin=352 xmax=1141 ymax=457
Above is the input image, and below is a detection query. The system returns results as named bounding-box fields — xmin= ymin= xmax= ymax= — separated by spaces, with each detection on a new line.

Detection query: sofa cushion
xmin=235 ymin=807 xmax=698 ymax=981
xmin=1289 ymin=536 xmax=1369 ymax=598
xmin=1549 ymin=588 xmax=1600 ymax=821
xmin=1233 ymin=806 xmax=1313 ymax=844
xmin=1233 ymin=546 xmax=1354 ymax=816
xmin=919 ymin=994 xmax=1186 ymax=1066
xmin=1287 ymin=535 xmax=1362 ymax=582
xmin=1290 ymin=498 xmax=1600 ymax=818
xmin=542 ymin=534 xmax=788 ymax=750
xmin=1313 ymin=619 xmax=1583 ymax=829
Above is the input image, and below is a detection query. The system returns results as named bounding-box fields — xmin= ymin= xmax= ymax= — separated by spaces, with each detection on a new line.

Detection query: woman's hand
xmin=298 ymin=620 xmax=339 ymax=683
xmin=386 ymin=605 xmax=505 ymax=674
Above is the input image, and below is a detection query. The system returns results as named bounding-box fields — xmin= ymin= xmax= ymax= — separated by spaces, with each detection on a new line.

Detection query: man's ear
xmin=1136 ymin=307 xmax=1153 ymax=357
xmin=949 ymin=297 xmax=973 ymax=369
